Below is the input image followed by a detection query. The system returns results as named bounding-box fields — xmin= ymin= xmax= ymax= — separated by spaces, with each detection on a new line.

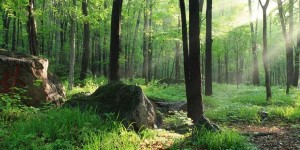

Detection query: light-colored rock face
xmin=133 ymin=93 xmax=156 ymax=129
xmin=0 ymin=50 xmax=65 ymax=106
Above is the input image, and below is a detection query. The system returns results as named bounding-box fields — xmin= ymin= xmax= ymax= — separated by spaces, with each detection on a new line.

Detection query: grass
xmin=192 ymin=128 xmax=255 ymax=150
xmin=1 ymin=108 xmax=141 ymax=150
xmin=142 ymin=82 xmax=300 ymax=123
xmin=1 ymin=77 xmax=300 ymax=149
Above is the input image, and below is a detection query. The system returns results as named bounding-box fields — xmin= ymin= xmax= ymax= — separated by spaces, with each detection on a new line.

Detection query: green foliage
xmin=192 ymin=128 xmax=255 ymax=150
xmin=65 ymin=76 xmax=107 ymax=99
xmin=142 ymin=84 xmax=186 ymax=102
xmin=1 ymin=108 xmax=140 ymax=150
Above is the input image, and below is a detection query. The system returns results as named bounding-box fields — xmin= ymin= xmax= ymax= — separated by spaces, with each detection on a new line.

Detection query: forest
xmin=0 ymin=0 xmax=300 ymax=149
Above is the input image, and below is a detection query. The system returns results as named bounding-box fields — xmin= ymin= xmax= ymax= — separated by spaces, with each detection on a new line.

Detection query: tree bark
xmin=109 ymin=0 xmax=123 ymax=82
xmin=27 ymin=0 xmax=38 ymax=55
xmin=294 ymin=0 xmax=300 ymax=86
xmin=259 ymin=0 xmax=272 ymax=100
xmin=277 ymin=0 xmax=294 ymax=94
xmin=11 ymin=12 xmax=17 ymax=51
xmin=248 ymin=0 xmax=260 ymax=85
xmin=80 ymin=0 xmax=90 ymax=80
xmin=205 ymin=0 xmax=213 ymax=96
xmin=130 ymin=9 xmax=142 ymax=78
xmin=68 ymin=0 xmax=76 ymax=90
xmin=148 ymin=0 xmax=153 ymax=82
xmin=143 ymin=0 xmax=150 ymax=84
xmin=175 ymin=16 xmax=181 ymax=80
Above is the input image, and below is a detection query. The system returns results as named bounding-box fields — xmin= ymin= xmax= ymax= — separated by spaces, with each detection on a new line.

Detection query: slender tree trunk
xmin=294 ymin=0 xmax=300 ymax=86
xmin=260 ymin=0 xmax=272 ymax=100
xmin=80 ymin=0 xmax=90 ymax=80
xmin=109 ymin=0 xmax=123 ymax=82
xmin=27 ymin=0 xmax=38 ymax=55
xmin=148 ymin=0 xmax=153 ymax=82
xmin=130 ymin=9 xmax=141 ymax=77
xmin=277 ymin=0 xmax=294 ymax=94
xmin=2 ymin=11 xmax=10 ymax=49
xmin=11 ymin=12 xmax=17 ymax=51
xmin=217 ymin=57 xmax=221 ymax=83
xmin=175 ymin=16 xmax=181 ymax=80
xmin=68 ymin=0 xmax=76 ymax=90
xmin=143 ymin=0 xmax=149 ymax=84
xmin=225 ymin=52 xmax=229 ymax=84
xmin=205 ymin=0 xmax=213 ymax=96
xmin=248 ymin=0 xmax=260 ymax=85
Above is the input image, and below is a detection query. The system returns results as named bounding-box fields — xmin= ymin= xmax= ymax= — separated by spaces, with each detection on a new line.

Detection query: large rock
xmin=65 ymin=81 xmax=157 ymax=130
xmin=0 ymin=50 xmax=65 ymax=106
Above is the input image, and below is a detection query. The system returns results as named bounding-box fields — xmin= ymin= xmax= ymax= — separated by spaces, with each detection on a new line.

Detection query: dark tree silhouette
xmin=205 ymin=0 xmax=213 ymax=96
xmin=80 ymin=0 xmax=90 ymax=80
xmin=27 ymin=0 xmax=38 ymax=55
xmin=109 ymin=0 xmax=123 ymax=82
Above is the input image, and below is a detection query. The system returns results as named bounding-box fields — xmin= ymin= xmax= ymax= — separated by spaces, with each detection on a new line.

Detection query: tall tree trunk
xmin=248 ymin=0 xmax=260 ymax=85
xmin=11 ymin=12 xmax=17 ymax=51
xmin=109 ymin=0 xmax=123 ymax=82
xmin=217 ymin=57 xmax=221 ymax=83
xmin=180 ymin=0 xmax=205 ymax=123
xmin=143 ymin=0 xmax=149 ymax=84
xmin=175 ymin=16 xmax=181 ymax=80
xmin=2 ymin=11 xmax=10 ymax=49
xmin=130 ymin=9 xmax=141 ymax=77
xmin=68 ymin=0 xmax=76 ymax=90
xmin=148 ymin=0 xmax=153 ymax=82
xmin=205 ymin=0 xmax=213 ymax=96
xmin=225 ymin=51 xmax=229 ymax=84
xmin=27 ymin=0 xmax=38 ymax=55
xmin=294 ymin=0 xmax=300 ymax=86
xmin=80 ymin=0 xmax=90 ymax=80
xmin=277 ymin=0 xmax=294 ymax=94
xmin=260 ymin=0 xmax=272 ymax=100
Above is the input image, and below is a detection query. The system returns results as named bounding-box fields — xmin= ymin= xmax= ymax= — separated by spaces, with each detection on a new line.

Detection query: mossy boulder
xmin=0 ymin=49 xmax=65 ymax=106
xmin=65 ymin=81 xmax=157 ymax=130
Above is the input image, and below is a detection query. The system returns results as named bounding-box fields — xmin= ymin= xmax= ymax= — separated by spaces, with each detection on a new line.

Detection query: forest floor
xmin=235 ymin=122 xmax=300 ymax=150
xmin=1 ymin=78 xmax=300 ymax=149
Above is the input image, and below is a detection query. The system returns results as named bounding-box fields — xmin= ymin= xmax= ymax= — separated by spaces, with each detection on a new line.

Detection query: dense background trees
xmin=0 ymin=0 xmax=299 ymax=93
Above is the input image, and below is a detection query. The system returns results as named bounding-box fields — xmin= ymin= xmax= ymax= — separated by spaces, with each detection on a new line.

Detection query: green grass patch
xmin=193 ymin=128 xmax=255 ymax=150
xmin=142 ymin=84 xmax=186 ymax=102
xmin=0 ymin=108 xmax=140 ymax=150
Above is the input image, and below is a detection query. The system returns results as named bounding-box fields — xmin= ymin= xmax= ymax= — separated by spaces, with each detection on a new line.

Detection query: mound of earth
xmin=0 ymin=49 xmax=65 ymax=106
xmin=65 ymin=81 xmax=159 ymax=130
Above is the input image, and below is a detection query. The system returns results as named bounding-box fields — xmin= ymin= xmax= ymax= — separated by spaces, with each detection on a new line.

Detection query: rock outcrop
xmin=65 ymin=81 xmax=157 ymax=130
xmin=0 ymin=50 xmax=65 ymax=106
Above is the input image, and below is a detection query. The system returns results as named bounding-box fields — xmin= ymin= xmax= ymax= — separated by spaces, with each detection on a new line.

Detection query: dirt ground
xmin=235 ymin=123 xmax=300 ymax=150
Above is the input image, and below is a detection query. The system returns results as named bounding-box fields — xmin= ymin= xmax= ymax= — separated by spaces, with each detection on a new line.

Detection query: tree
xmin=205 ymin=0 xmax=213 ymax=96
xmin=143 ymin=0 xmax=150 ymax=84
xmin=259 ymin=0 xmax=271 ymax=100
xmin=248 ymin=0 xmax=260 ymax=85
xmin=27 ymin=0 xmax=38 ymax=55
xmin=79 ymin=0 xmax=90 ymax=80
xmin=109 ymin=0 xmax=123 ymax=82
xmin=277 ymin=0 xmax=294 ymax=94
xmin=294 ymin=0 xmax=300 ymax=86
xmin=180 ymin=0 xmax=213 ymax=126
xmin=68 ymin=0 xmax=77 ymax=90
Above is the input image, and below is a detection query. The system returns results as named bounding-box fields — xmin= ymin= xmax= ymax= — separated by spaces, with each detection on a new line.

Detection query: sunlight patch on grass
xmin=193 ymin=128 xmax=255 ymax=150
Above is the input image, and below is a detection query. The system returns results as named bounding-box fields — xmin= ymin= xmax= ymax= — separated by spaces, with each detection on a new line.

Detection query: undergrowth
xmin=1 ymin=108 xmax=140 ymax=150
